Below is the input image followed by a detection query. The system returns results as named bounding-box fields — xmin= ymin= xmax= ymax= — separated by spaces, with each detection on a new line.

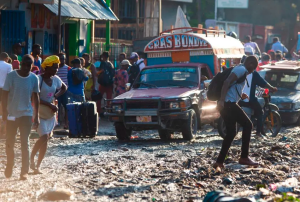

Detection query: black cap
xmin=71 ymin=58 xmax=81 ymax=64
xmin=13 ymin=43 xmax=22 ymax=49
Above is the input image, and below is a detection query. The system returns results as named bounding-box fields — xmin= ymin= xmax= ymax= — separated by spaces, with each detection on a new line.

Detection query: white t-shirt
xmin=137 ymin=58 xmax=145 ymax=71
xmin=244 ymin=42 xmax=258 ymax=51
xmin=0 ymin=61 xmax=12 ymax=88
xmin=225 ymin=65 xmax=248 ymax=103
xmin=38 ymin=75 xmax=63 ymax=103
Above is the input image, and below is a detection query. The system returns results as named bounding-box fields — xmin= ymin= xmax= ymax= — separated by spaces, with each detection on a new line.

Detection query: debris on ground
xmin=0 ymin=120 xmax=299 ymax=201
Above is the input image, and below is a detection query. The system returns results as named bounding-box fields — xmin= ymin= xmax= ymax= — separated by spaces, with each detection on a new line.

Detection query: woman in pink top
xmin=114 ymin=60 xmax=130 ymax=96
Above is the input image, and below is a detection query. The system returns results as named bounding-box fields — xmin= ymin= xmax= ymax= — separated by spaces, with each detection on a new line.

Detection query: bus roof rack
xmin=160 ymin=27 xmax=226 ymax=38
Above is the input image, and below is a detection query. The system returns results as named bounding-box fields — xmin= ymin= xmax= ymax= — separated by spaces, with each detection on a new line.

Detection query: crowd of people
xmin=242 ymin=35 xmax=300 ymax=68
xmin=0 ymin=34 xmax=296 ymax=178
xmin=0 ymin=42 xmax=146 ymax=180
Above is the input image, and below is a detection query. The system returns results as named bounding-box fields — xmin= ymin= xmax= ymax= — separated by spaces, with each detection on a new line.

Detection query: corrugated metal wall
xmin=1 ymin=10 xmax=26 ymax=54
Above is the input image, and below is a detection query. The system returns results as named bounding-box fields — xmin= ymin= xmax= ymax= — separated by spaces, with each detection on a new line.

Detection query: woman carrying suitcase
xmin=30 ymin=56 xmax=67 ymax=174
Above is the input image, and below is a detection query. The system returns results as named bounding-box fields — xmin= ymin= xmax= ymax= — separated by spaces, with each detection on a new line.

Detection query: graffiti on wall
xmin=31 ymin=4 xmax=52 ymax=29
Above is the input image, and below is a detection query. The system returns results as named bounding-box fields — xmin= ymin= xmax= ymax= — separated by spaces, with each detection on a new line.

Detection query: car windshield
xmin=265 ymin=71 xmax=300 ymax=90
xmin=134 ymin=67 xmax=198 ymax=88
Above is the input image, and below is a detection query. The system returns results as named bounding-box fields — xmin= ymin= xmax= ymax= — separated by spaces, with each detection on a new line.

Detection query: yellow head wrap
xmin=41 ymin=55 xmax=60 ymax=70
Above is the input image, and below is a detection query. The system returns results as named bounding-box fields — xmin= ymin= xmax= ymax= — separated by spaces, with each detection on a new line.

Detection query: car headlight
xmin=169 ymin=100 xmax=191 ymax=109
xmin=278 ymin=103 xmax=292 ymax=110
xmin=169 ymin=102 xmax=179 ymax=109
xmin=112 ymin=105 xmax=122 ymax=112
xmin=294 ymin=102 xmax=300 ymax=110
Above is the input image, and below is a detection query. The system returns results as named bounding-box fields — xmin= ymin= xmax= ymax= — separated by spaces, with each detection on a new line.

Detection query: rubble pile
xmin=0 ymin=123 xmax=299 ymax=201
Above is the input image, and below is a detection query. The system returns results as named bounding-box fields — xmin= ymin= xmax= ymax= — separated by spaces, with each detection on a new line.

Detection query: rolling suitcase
xmin=66 ymin=102 xmax=82 ymax=138
xmin=81 ymin=101 xmax=98 ymax=137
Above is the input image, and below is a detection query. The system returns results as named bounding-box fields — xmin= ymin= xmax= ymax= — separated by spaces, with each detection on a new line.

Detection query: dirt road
xmin=0 ymin=120 xmax=299 ymax=201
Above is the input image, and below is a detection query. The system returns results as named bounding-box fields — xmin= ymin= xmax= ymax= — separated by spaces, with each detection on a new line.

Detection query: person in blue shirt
xmin=239 ymin=71 xmax=277 ymax=138
xmin=32 ymin=44 xmax=42 ymax=70
xmin=271 ymin=37 xmax=288 ymax=54
xmin=66 ymin=58 xmax=89 ymax=103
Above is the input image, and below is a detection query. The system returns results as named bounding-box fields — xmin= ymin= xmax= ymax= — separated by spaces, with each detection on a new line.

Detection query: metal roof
xmin=44 ymin=0 xmax=118 ymax=21
xmin=76 ymin=0 xmax=119 ymax=21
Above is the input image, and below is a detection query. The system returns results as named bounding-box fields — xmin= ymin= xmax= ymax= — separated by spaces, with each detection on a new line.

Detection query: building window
xmin=118 ymin=28 xmax=136 ymax=40
xmin=118 ymin=0 xmax=144 ymax=23
xmin=95 ymin=28 xmax=114 ymax=38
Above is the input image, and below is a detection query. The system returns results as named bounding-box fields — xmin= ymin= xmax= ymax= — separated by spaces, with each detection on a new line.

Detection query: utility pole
xmin=58 ymin=0 xmax=62 ymax=53
xmin=136 ymin=0 xmax=140 ymax=39
xmin=158 ymin=0 xmax=162 ymax=35
xmin=106 ymin=0 xmax=111 ymax=51
xmin=215 ymin=0 xmax=218 ymax=20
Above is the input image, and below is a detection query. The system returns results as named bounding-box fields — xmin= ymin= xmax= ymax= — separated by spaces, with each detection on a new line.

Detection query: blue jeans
xmin=57 ymin=92 xmax=68 ymax=109
xmin=6 ymin=116 xmax=32 ymax=174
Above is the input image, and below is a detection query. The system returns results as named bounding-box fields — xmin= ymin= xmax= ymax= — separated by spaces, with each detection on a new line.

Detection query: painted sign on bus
xmin=144 ymin=34 xmax=212 ymax=52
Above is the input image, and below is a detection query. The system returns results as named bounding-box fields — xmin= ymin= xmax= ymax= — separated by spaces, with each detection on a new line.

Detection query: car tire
xmin=217 ymin=117 xmax=227 ymax=139
xmin=296 ymin=115 xmax=300 ymax=126
xmin=265 ymin=111 xmax=282 ymax=137
xmin=217 ymin=117 xmax=240 ymax=139
xmin=158 ymin=129 xmax=173 ymax=140
xmin=182 ymin=109 xmax=197 ymax=140
xmin=115 ymin=122 xmax=132 ymax=141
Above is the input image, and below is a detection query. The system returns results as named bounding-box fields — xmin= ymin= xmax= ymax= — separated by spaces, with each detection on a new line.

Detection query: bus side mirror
xmin=126 ymin=83 xmax=131 ymax=91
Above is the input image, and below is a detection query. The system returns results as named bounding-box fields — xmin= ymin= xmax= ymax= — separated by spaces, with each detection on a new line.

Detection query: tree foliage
xmin=186 ymin=0 xmax=215 ymax=27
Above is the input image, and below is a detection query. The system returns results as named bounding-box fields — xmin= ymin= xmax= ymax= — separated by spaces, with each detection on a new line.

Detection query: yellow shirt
xmin=85 ymin=64 xmax=93 ymax=91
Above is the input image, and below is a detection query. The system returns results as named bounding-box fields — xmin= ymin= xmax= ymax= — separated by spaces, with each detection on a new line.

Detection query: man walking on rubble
xmin=2 ymin=54 xmax=40 ymax=180
xmin=214 ymin=56 xmax=259 ymax=169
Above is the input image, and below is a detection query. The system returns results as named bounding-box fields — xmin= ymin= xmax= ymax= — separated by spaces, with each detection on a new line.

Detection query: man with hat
xmin=128 ymin=52 xmax=145 ymax=84
xmin=129 ymin=52 xmax=145 ymax=71
xmin=114 ymin=60 xmax=130 ymax=96
xmin=66 ymin=58 xmax=89 ymax=102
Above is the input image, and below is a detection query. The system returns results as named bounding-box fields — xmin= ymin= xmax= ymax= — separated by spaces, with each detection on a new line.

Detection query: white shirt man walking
xmin=0 ymin=52 xmax=12 ymax=101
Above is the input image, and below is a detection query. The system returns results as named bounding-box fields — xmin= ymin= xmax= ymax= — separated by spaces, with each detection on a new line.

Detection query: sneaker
xmin=20 ymin=173 xmax=28 ymax=181
xmin=4 ymin=165 xmax=13 ymax=178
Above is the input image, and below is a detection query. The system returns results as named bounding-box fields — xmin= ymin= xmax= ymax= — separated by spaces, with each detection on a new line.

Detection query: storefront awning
xmin=44 ymin=0 xmax=118 ymax=21
xmin=76 ymin=0 xmax=119 ymax=21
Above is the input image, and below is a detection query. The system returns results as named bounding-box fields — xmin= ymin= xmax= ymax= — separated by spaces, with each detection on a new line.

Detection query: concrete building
xmin=95 ymin=0 xmax=192 ymax=42
xmin=0 ymin=0 xmax=118 ymax=64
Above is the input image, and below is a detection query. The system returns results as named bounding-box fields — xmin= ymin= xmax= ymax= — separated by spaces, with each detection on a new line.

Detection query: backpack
xmin=128 ymin=61 xmax=143 ymax=84
xmin=72 ymin=68 xmax=85 ymax=85
xmin=207 ymin=67 xmax=247 ymax=101
xmin=97 ymin=61 xmax=115 ymax=86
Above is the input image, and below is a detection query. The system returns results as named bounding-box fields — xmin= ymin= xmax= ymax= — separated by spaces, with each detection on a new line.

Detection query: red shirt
xmin=31 ymin=66 xmax=39 ymax=73
xmin=12 ymin=60 xmax=20 ymax=70
xmin=257 ymin=61 xmax=270 ymax=71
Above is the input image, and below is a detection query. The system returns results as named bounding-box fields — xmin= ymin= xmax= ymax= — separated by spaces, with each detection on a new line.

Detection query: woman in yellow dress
xmin=82 ymin=53 xmax=97 ymax=100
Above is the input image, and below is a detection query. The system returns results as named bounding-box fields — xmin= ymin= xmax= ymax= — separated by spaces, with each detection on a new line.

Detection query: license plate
xmin=136 ymin=116 xmax=152 ymax=123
